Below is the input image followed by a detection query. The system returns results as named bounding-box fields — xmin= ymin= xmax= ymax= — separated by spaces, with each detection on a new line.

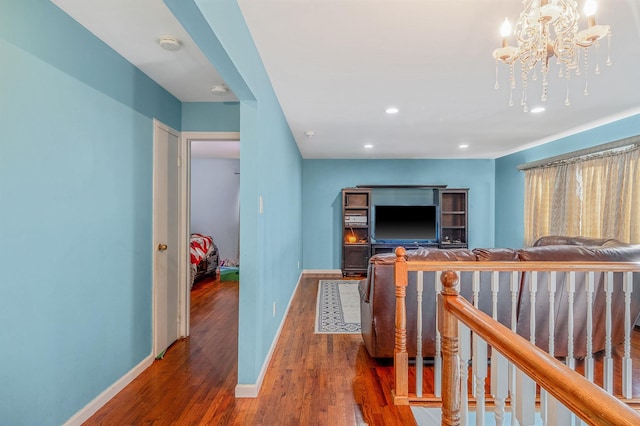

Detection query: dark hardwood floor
xmin=84 ymin=273 xmax=416 ymax=425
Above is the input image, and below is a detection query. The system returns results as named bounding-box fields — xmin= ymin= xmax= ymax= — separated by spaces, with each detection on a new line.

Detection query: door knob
xmin=158 ymin=244 xmax=168 ymax=251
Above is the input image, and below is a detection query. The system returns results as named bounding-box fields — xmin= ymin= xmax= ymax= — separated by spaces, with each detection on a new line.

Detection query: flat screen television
xmin=373 ymin=205 xmax=437 ymax=242
xmin=373 ymin=205 xmax=438 ymax=242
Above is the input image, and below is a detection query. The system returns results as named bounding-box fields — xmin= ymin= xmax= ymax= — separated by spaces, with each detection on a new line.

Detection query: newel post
xmin=393 ymin=247 xmax=409 ymax=404
xmin=439 ymin=270 xmax=461 ymax=426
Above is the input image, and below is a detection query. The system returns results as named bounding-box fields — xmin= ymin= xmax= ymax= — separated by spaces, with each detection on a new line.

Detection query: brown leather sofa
xmin=358 ymin=236 xmax=640 ymax=358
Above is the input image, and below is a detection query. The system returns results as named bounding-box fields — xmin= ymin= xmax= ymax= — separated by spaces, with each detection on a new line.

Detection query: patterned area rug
xmin=315 ymin=279 xmax=361 ymax=334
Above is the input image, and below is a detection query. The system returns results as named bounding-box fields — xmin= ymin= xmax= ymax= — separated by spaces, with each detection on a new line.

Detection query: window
xmin=523 ymin=145 xmax=639 ymax=246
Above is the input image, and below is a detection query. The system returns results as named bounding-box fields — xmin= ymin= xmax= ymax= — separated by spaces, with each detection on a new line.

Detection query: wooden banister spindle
xmin=439 ymin=270 xmax=461 ymax=426
xmin=540 ymin=271 xmax=557 ymax=424
xmin=490 ymin=271 xmax=508 ymax=426
xmin=509 ymin=270 xmax=518 ymax=426
xmin=547 ymin=271 xmax=556 ymax=357
xmin=585 ymin=272 xmax=594 ymax=382
xmin=545 ymin=271 xmax=561 ymax=424
xmin=416 ymin=271 xmax=424 ymax=398
xmin=393 ymin=247 xmax=409 ymax=404
xmin=519 ymin=271 xmax=537 ymax=426
xmin=435 ymin=273 xmax=443 ymax=397
xmin=529 ymin=272 xmax=537 ymax=345
xmin=623 ymin=271 xmax=633 ymax=399
xmin=459 ymin=322 xmax=471 ymax=425
xmin=604 ymin=271 xmax=614 ymax=393
xmin=567 ymin=272 xmax=576 ymax=370
xmin=472 ymin=271 xmax=487 ymax=423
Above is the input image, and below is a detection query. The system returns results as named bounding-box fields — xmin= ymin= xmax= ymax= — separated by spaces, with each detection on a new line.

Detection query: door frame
xmin=178 ymin=131 xmax=241 ymax=337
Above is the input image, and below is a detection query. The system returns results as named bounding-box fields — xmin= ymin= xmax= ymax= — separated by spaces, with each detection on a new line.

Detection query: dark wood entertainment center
xmin=341 ymin=185 xmax=468 ymax=276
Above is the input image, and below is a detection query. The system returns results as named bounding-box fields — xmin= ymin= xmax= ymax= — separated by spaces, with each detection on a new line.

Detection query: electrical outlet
xmin=259 ymin=195 xmax=264 ymax=214
xmin=273 ymin=301 xmax=276 ymax=318
xmin=297 ymin=260 xmax=300 ymax=269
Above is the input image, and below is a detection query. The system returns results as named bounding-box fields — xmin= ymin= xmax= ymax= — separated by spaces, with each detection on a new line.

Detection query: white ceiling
xmin=51 ymin=0 xmax=640 ymax=159
xmin=51 ymin=0 xmax=237 ymax=102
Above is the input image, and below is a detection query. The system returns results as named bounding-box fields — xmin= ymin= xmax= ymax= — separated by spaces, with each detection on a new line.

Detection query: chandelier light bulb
xmin=584 ymin=0 xmax=598 ymax=16
xmin=584 ymin=0 xmax=598 ymax=27
xmin=500 ymin=18 xmax=512 ymax=38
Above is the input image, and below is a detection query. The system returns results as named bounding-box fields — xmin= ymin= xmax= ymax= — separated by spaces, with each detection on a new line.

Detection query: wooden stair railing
xmin=438 ymin=269 xmax=640 ymax=426
xmin=391 ymin=246 xmax=640 ymax=425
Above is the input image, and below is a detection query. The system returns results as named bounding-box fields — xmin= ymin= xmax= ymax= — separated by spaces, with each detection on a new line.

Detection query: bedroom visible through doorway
xmin=180 ymin=131 xmax=240 ymax=337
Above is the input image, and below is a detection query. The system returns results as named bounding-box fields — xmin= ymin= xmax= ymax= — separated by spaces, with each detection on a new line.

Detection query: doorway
xmin=178 ymin=131 xmax=240 ymax=337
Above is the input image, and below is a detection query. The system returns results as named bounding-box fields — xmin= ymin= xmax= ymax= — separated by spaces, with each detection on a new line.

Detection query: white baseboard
xmin=235 ymin=271 xmax=305 ymax=398
xmin=65 ymin=269 xmax=342 ymax=413
xmin=234 ymin=383 xmax=260 ymax=398
xmin=64 ymin=354 xmax=154 ymax=425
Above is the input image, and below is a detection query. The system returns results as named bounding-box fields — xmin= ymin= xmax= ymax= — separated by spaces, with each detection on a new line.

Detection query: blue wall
xmin=182 ymin=101 xmax=240 ymax=131
xmin=3 ymin=0 xmax=637 ymax=423
xmin=495 ymin=113 xmax=640 ymax=248
xmin=302 ymin=159 xmax=496 ymax=269
xmin=166 ymin=0 xmax=304 ymax=386
xmin=0 ymin=1 xmax=181 ymax=424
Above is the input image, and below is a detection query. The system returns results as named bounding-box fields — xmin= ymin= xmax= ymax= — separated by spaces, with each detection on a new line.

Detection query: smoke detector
xmin=304 ymin=130 xmax=315 ymax=138
xmin=211 ymin=85 xmax=229 ymax=96
xmin=158 ymin=36 xmax=182 ymax=51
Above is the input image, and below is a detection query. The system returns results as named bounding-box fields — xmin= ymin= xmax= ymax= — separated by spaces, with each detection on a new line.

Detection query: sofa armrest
xmin=358 ymin=277 xmax=370 ymax=303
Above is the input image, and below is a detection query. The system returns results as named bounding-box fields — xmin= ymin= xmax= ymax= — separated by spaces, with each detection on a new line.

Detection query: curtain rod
xmin=517 ymin=134 xmax=640 ymax=171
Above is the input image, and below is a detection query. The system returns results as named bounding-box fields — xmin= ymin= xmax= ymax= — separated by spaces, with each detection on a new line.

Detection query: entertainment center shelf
xmin=341 ymin=186 xmax=469 ymax=276
xmin=439 ymin=188 xmax=468 ymax=249
xmin=370 ymin=242 xmax=438 ymax=256
xmin=342 ymin=188 xmax=372 ymax=276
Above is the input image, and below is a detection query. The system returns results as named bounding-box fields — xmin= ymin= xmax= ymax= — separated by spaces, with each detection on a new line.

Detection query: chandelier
xmin=492 ymin=0 xmax=611 ymax=111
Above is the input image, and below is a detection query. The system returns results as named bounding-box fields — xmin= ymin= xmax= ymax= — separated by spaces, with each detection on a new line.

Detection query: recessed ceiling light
xmin=304 ymin=130 xmax=315 ymax=138
xmin=364 ymin=144 xmax=374 ymax=149
xmin=385 ymin=107 xmax=399 ymax=114
xmin=458 ymin=144 xmax=469 ymax=149
xmin=530 ymin=106 xmax=546 ymax=113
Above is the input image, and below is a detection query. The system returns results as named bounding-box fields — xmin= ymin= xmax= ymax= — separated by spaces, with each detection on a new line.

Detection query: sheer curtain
xmin=524 ymin=146 xmax=640 ymax=246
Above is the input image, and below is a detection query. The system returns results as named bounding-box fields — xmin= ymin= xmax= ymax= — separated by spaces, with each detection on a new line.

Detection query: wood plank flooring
xmin=84 ymin=273 xmax=415 ymax=425
xmin=83 ymin=272 xmax=640 ymax=425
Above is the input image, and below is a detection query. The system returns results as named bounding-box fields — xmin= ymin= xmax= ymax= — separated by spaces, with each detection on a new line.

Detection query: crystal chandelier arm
xmin=491 ymin=0 xmax=612 ymax=110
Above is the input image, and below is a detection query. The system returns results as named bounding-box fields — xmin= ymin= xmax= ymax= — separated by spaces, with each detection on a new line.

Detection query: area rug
xmin=315 ymin=279 xmax=361 ymax=334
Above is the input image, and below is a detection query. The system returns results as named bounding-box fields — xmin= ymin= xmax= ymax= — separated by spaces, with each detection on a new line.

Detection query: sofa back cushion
xmin=532 ymin=235 xmax=623 ymax=247
xmin=473 ymin=248 xmax=519 ymax=261
xmin=517 ymin=242 xmax=640 ymax=356
xmin=407 ymin=247 xmax=476 ymax=261
xmin=517 ymin=244 xmax=640 ymax=262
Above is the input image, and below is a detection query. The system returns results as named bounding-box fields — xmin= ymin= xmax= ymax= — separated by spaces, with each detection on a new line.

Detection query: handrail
xmin=401 ymin=259 xmax=640 ymax=273
xmin=438 ymin=270 xmax=640 ymax=426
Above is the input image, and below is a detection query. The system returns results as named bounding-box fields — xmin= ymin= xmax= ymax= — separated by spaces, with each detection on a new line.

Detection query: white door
xmin=153 ymin=120 xmax=181 ymax=357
